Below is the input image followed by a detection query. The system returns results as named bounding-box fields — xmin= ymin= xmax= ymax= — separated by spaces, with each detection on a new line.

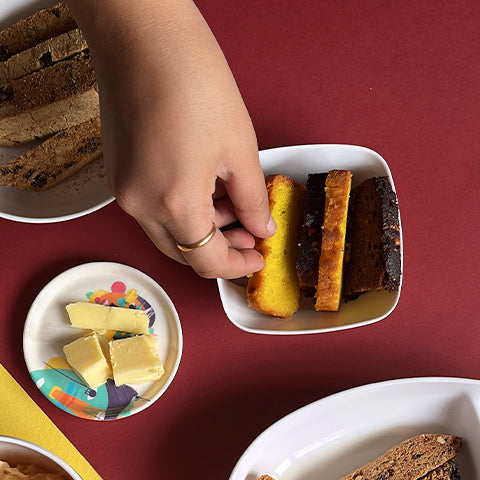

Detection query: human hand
xmin=66 ymin=0 xmax=276 ymax=279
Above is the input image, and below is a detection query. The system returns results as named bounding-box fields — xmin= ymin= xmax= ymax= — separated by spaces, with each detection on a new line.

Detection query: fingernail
xmin=266 ymin=215 xmax=277 ymax=235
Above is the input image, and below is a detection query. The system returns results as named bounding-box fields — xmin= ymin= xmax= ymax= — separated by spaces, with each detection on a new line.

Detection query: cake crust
xmin=314 ymin=169 xmax=352 ymax=311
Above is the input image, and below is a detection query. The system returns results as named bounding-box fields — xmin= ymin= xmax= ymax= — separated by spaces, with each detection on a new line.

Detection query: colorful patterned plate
xmin=23 ymin=262 xmax=183 ymax=420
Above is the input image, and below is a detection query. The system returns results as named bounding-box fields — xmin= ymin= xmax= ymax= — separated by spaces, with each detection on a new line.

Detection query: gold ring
xmin=176 ymin=223 xmax=216 ymax=252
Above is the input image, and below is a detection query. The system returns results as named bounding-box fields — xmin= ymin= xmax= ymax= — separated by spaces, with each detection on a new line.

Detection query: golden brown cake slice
xmin=0 ymin=117 xmax=101 ymax=191
xmin=247 ymin=174 xmax=306 ymax=318
xmin=0 ymin=2 xmax=76 ymax=61
xmin=340 ymin=434 xmax=462 ymax=480
xmin=314 ymin=169 xmax=352 ymax=311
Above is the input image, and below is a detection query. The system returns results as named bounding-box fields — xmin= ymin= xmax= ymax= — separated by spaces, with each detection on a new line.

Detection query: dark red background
xmin=1 ymin=1 xmax=480 ymax=478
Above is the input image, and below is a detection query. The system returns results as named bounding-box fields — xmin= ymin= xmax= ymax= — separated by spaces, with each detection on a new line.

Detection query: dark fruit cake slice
xmin=296 ymin=172 xmax=328 ymax=295
xmin=342 ymin=175 xmax=401 ymax=299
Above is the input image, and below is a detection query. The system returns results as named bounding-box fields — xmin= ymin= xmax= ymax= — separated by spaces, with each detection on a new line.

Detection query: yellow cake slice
xmin=247 ymin=174 xmax=306 ymax=318
xmin=314 ymin=169 xmax=352 ymax=311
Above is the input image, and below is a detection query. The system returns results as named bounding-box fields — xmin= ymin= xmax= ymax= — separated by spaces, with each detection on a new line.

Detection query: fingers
xmin=179 ymin=226 xmax=264 ymax=279
xmin=139 ymin=219 xmax=263 ymax=279
xmin=222 ymin=154 xmax=276 ymax=240
xmin=137 ymin=219 xmax=189 ymax=265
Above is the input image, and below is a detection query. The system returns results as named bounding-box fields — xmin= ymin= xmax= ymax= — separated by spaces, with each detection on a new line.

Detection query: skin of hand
xmin=65 ymin=0 xmax=276 ymax=279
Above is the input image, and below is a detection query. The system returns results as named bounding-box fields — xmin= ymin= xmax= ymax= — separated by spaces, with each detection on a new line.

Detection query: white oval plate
xmin=217 ymin=144 xmax=403 ymax=335
xmin=23 ymin=262 xmax=183 ymax=420
xmin=0 ymin=1 xmax=114 ymax=223
xmin=230 ymin=377 xmax=480 ymax=480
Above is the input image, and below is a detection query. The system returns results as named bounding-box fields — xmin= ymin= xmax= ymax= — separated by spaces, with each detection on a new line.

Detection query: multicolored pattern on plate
xmin=30 ymin=281 xmax=156 ymax=420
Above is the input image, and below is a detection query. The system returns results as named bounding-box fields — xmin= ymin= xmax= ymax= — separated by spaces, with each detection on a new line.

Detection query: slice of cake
xmin=0 ymin=28 xmax=87 ymax=84
xmin=0 ymin=117 xmax=101 ymax=191
xmin=0 ymin=51 xmax=99 ymax=146
xmin=423 ymin=460 xmax=461 ymax=480
xmin=247 ymin=174 xmax=306 ymax=318
xmin=314 ymin=170 xmax=352 ymax=311
xmin=0 ymin=3 xmax=77 ymax=61
xmin=340 ymin=434 xmax=462 ymax=480
xmin=296 ymin=172 xmax=328 ymax=295
xmin=342 ymin=176 xmax=401 ymax=299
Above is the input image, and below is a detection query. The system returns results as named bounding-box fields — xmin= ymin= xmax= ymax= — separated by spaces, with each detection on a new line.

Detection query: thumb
xmin=224 ymin=161 xmax=276 ymax=239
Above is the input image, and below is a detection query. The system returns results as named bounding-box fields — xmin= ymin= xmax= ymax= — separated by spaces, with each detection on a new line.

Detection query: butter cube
xmin=63 ymin=332 xmax=112 ymax=389
xmin=109 ymin=335 xmax=164 ymax=386
xmin=66 ymin=302 xmax=149 ymax=334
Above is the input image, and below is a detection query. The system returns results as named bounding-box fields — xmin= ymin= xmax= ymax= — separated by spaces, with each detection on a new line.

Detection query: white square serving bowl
xmin=217 ymin=144 xmax=403 ymax=335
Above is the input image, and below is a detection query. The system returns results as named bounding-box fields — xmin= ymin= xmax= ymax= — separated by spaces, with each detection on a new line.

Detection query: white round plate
xmin=23 ymin=262 xmax=183 ymax=421
xmin=230 ymin=377 xmax=480 ymax=480
xmin=0 ymin=1 xmax=114 ymax=223
xmin=217 ymin=144 xmax=403 ymax=335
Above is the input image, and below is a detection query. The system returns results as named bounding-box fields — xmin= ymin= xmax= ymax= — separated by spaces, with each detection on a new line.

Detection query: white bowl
xmin=0 ymin=435 xmax=82 ymax=479
xmin=217 ymin=144 xmax=403 ymax=335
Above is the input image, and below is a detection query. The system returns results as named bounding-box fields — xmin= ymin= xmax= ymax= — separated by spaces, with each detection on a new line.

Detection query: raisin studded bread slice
xmin=340 ymin=434 xmax=462 ymax=480
xmin=0 ymin=116 xmax=101 ymax=191
xmin=257 ymin=460 xmax=460 ymax=480
xmin=0 ymin=2 xmax=76 ymax=61
xmin=422 ymin=460 xmax=461 ymax=480
xmin=0 ymin=51 xmax=99 ymax=146
xmin=0 ymin=28 xmax=87 ymax=84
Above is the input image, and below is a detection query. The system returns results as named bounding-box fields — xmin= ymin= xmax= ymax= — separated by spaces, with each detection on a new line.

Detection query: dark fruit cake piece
xmin=342 ymin=175 xmax=401 ymax=299
xmin=296 ymin=172 xmax=328 ymax=295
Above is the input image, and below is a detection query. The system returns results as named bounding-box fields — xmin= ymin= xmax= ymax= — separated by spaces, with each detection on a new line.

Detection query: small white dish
xmin=23 ymin=262 xmax=183 ymax=420
xmin=229 ymin=377 xmax=480 ymax=480
xmin=0 ymin=435 xmax=82 ymax=480
xmin=217 ymin=144 xmax=403 ymax=335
